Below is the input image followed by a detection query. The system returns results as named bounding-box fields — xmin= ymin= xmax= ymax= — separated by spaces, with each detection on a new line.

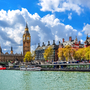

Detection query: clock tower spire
xmin=23 ymin=23 xmax=31 ymax=56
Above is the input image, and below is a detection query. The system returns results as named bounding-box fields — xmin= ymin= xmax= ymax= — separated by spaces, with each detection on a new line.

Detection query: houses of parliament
xmin=0 ymin=23 xmax=31 ymax=62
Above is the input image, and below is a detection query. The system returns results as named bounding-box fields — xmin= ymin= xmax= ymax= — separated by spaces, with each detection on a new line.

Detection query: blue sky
xmin=0 ymin=0 xmax=90 ymax=54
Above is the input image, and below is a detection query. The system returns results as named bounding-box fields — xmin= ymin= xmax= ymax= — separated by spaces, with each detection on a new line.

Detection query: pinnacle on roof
xmin=75 ymin=36 xmax=77 ymax=41
xmin=11 ymin=46 xmax=13 ymax=51
xmin=87 ymin=34 xmax=89 ymax=39
xmin=26 ymin=22 xmax=28 ymax=29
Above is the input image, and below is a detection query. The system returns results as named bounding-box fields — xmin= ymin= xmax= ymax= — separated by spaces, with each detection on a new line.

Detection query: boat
xmin=20 ymin=65 xmax=41 ymax=71
xmin=0 ymin=65 xmax=6 ymax=70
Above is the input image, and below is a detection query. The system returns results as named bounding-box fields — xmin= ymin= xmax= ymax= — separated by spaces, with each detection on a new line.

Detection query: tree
xmin=24 ymin=51 xmax=32 ymax=62
xmin=70 ymin=48 xmax=76 ymax=60
xmin=58 ymin=48 xmax=64 ymax=61
xmin=75 ymin=48 xmax=85 ymax=60
xmin=63 ymin=45 xmax=72 ymax=61
xmin=85 ymin=46 xmax=90 ymax=60
xmin=43 ymin=46 xmax=54 ymax=61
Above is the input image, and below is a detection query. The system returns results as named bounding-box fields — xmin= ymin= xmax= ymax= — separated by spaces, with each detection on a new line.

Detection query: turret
xmin=11 ymin=46 xmax=13 ymax=54
xmin=42 ymin=42 xmax=45 ymax=46
xmin=53 ymin=40 xmax=55 ymax=45
xmin=47 ymin=41 xmax=50 ymax=46
xmin=62 ymin=38 xmax=64 ymax=43
xmin=38 ymin=43 xmax=40 ymax=47
xmin=87 ymin=34 xmax=89 ymax=39
xmin=69 ymin=36 xmax=72 ymax=41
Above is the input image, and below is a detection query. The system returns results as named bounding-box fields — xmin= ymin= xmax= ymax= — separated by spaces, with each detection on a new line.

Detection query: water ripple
xmin=0 ymin=70 xmax=90 ymax=90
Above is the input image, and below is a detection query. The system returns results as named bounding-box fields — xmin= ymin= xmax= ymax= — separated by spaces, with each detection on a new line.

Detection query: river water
xmin=0 ymin=70 xmax=90 ymax=90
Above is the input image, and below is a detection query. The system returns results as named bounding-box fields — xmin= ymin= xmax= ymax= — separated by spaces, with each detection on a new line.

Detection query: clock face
xmin=27 ymin=36 xmax=29 ymax=40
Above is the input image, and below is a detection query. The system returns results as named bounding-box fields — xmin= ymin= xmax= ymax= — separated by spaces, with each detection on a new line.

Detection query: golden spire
xmin=25 ymin=22 xmax=28 ymax=31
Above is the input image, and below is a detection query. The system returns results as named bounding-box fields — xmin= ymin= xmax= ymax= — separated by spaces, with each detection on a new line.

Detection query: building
xmin=35 ymin=36 xmax=84 ymax=61
xmin=23 ymin=23 xmax=31 ymax=56
xmin=59 ymin=36 xmax=84 ymax=50
xmin=84 ymin=34 xmax=90 ymax=47
xmin=35 ymin=40 xmax=59 ymax=61
xmin=0 ymin=23 xmax=31 ymax=62
xmin=0 ymin=46 xmax=23 ymax=62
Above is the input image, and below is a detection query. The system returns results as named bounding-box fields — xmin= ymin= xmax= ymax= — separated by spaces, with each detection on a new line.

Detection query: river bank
xmin=4 ymin=63 xmax=90 ymax=72
xmin=41 ymin=68 xmax=90 ymax=72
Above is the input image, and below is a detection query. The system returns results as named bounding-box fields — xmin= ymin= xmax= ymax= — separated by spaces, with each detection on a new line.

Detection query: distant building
xmin=0 ymin=46 xmax=23 ymax=62
xmin=59 ymin=36 xmax=84 ymax=50
xmin=84 ymin=34 xmax=90 ymax=47
xmin=35 ymin=40 xmax=59 ymax=61
xmin=0 ymin=23 xmax=31 ymax=62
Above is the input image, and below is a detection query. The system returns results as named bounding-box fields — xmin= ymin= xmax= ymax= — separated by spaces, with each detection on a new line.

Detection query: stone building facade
xmin=0 ymin=46 xmax=23 ymax=62
xmin=0 ymin=23 xmax=31 ymax=62
xmin=35 ymin=40 xmax=59 ymax=61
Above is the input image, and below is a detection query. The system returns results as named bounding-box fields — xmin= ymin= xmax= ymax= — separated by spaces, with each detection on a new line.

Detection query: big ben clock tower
xmin=23 ymin=23 xmax=31 ymax=56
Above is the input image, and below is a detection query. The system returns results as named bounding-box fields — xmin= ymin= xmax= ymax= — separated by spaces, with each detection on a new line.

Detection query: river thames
xmin=0 ymin=70 xmax=90 ymax=90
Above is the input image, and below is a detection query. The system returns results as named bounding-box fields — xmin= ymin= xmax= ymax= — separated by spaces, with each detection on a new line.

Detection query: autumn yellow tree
xmin=58 ymin=48 xmax=64 ymax=61
xmin=63 ymin=45 xmax=72 ymax=61
xmin=70 ymin=48 xmax=76 ymax=60
xmin=75 ymin=48 xmax=85 ymax=60
xmin=85 ymin=46 xmax=90 ymax=60
xmin=24 ymin=51 xmax=32 ymax=62
xmin=43 ymin=46 xmax=54 ymax=61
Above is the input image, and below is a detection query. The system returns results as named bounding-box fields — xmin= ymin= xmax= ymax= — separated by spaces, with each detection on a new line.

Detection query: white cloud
xmin=3 ymin=49 xmax=7 ymax=51
xmin=82 ymin=24 xmax=90 ymax=35
xmin=68 ymin=0 xmax=90 ymax=9
xmin=68 ymin=13 xmax=72 ymax=20
xmin=31 ymin=25 xmax=40 ymax=32
xmin=31 ymin=45 xmax=36 ymax=52
xmin=65 ymin=25 xmax=73 ymax=30
xmin=80 ymin=39 xmax=84 ymax=43
xmin=41 ymin=14 xmax=60 ymax=27
xmin=14 ymin=46 xmax=23 ymax=54
xmin=38 ymin=0 xmax=84 ymax=15
xmin=4 ymin=41 xmax=11 ymax=46
xmin=0 ymin=8 xmax=82 ymax=54
xmin=55 ymin=35 xmax=62 ymax=43
xmin=78 ymin=32 xmax=82 ymax=36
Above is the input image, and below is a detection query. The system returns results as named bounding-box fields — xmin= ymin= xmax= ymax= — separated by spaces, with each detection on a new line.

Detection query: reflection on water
xmin=0 ymin=70 xmax=90 ymax=90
